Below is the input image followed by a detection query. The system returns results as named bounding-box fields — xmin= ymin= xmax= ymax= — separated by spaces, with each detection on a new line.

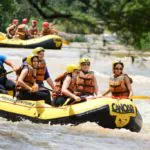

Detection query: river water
xmin=0 ymin=47 xmax=150 ymax=150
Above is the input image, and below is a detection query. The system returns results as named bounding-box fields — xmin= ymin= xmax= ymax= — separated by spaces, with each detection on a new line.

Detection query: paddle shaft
xmin=0 ymin=70 xmax=14 ymax=79
xmin=40 ymin=85 xmax=57 ymax=92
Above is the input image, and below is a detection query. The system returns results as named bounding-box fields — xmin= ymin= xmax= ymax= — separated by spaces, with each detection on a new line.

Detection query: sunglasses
xmin=81 ymin=63 xmax=90 ymax=66
xmin=115 ymin=67 xmax=123 ymax=70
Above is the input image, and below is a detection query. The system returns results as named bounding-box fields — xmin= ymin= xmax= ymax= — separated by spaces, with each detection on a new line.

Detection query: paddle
xmin=63 ymin=40 xmax=70 ymax=45
xmin=130 ymin=95 xmax=150 ymax=100
xmin=0 ymin=70 xmax=14 ymax=79
xmin=40 ymin=85 xmax=54 ymax=92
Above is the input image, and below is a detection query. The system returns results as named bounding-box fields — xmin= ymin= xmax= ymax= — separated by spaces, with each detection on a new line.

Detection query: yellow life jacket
xmin=15 ymin=24 xmax=26 ymax=39
xmin=75 ymin=71 xmax=95 ymax=96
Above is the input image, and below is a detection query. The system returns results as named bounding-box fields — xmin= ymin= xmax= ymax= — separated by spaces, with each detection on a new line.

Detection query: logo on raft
xmin=112 ymin=103 xmax=135 ymax=114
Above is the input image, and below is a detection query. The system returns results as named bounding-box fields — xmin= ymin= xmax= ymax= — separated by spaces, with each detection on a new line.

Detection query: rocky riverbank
xmin=61 ymin=33 xmax=150 ymax=57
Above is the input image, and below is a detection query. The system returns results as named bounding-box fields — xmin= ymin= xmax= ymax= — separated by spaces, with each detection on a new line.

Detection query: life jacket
xmin=15 ymin=24 xmax=26 ymax=40
xmin=36 ymin=60 xmax=46 ymax=82
xmin=109 ymin=74 xmax=133 ymax=97
xmin=41 ymin=28 xmax=53 ymax=36
xmin=29 ymin=26 xmax=38 ymax=36
xmin=52 ymin=72 xmax=76 ymax=99
xmin=75 ymin=71 xmax=95 ymax=96
xmin=16 ymin=65 xmax=36 ymax=90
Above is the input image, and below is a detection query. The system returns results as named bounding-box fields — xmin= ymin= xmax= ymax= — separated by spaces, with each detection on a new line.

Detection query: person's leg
xmin=54 ymin=96 xmax=67 ymax=107
xmin=5 ymin=79 xmax=16 ymax=90
xmin=0 ymin=84 xmax=7 ymax=94
xmin=36 ymin=89 xmax=51 ymax=104
xmin=5 ymin=79 xmax=16 ymax=96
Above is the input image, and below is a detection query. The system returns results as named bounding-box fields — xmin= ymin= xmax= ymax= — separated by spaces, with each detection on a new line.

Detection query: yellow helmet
xmin=79 ymin=58 xmax=90 ymax=64
xmin=66 ymin=64 xmax=80 ymax=73
xmin=32 ymin=47 xmax=45 ymax=54
xmin=26 ymin=54 xmax=38 ymax=66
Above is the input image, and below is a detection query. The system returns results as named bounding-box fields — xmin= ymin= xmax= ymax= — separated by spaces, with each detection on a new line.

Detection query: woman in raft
xmin=52 ymin=64 xmax=80 ymax=106
xmin=103 ymin=61 xmax=133 ymax=98
xmin=16 ymin=54 xmax=51 ymax=104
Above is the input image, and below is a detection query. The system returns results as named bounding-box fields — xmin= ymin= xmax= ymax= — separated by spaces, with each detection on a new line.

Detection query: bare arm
xmin=6 ymin=26 xmax=13 ymax=37
xmin=93 ymin=76 xmax=100 ymax=95
xmin=61 ymin=76 xmax=80 ymax=101
xmin=4 ymin=59 xmax=19 ymax=71
xmin=125 ymin=76 xmax=133 ymax=97
xmin=46 ymin=77 xmax=54 ymax=89
xmin=102 ymin=89 xmax=110 ymax=96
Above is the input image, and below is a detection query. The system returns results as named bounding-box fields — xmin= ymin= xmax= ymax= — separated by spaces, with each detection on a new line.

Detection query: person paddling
xmin=15 ymin=18 xmax=30 ymax=40
xmin=103 ymin=61 xmax=133 ymax=98
xmin=6 ymin=19 xmax=18 ymax=39
xmin=52 ymin=64 xmax=80 ymax=106
xmin=29 ymin=20 xmax=39 ymax=38
xmin=0 ymin=55 xmax=18 ymax=94
xmin=16 ymin=54 xmax=51 ymax=104
xmin=74 ymin=58 xmax=100 ymax=98
xmin=41 ymin=22 xmax=58 ymax=36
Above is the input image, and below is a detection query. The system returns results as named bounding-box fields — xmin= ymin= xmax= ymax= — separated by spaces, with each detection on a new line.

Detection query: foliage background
xmin=0 ymin=0 xmax=150 ymax=50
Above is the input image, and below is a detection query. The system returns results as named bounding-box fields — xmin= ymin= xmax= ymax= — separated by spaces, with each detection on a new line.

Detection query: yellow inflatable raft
xmin=0 ymin=32 xmax=62 ymax=49
xmin=0 ymin=94 xmax=142 ymax=132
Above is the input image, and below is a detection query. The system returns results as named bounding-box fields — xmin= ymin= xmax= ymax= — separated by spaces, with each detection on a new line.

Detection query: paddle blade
xmin=130 ymin=96 xmax=150 ymax=100
xmin=63 ymin=40 xmax=70 ymax=45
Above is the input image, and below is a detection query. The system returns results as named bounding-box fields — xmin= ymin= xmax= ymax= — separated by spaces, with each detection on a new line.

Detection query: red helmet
xmin=22 ymin=18 xmax=28 ymax=24
xmin=43 ymin=22 xmax=49 ymax=28
xmin=32 ymin=20 xmax=37 ymax=25
xmin=12 ymin=19 xmax=18 ymax=24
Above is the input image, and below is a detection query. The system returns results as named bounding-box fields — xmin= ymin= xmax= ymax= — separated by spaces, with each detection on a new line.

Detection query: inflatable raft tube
xmin=0 ymin=32 xmax=62 ymax=49
xmin=0 ymin=94 xmax=142 ymax=132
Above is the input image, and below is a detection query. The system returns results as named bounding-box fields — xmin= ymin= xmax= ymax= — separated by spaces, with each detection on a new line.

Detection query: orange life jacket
xmin=109 ymin=74 xmax=132 ymax=97
xmin=75 ymin=71 xmax=95 ymax=96
xmin=52 ymin=72 xmax=76 ymax=99
xmin=16 ymin=66 xmax=36 ymax=90
xmin=15 ymin=24 xmax=26 ymax=39
xmin=36 ymin=60 xmax=46 ymax=82
xmin=29 ymin=26 xmax=38 ymax=36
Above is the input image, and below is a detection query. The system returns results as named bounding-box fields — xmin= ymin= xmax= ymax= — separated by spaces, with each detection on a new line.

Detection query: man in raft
xmin=29 ymin=20 xmax=39 ymax=38
xmin=52 ymin=64 xmax=81 ymax=106
xmin=0 ymin=55 xmax=18 ymax=94
xmin=32 ymin=47 xmax=54 ymax=103
xmin=40 ymin=21 xmax=58 ymax=36
xmin=103 ymin=61 xmax=133 ymax=98
xmin=15 ymin=18 xmax=30 ymax=40
xmin=6 ymin=19 xmax=18 ymax=39
xmin=16 ymin=54 xmax=51 ymax=103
